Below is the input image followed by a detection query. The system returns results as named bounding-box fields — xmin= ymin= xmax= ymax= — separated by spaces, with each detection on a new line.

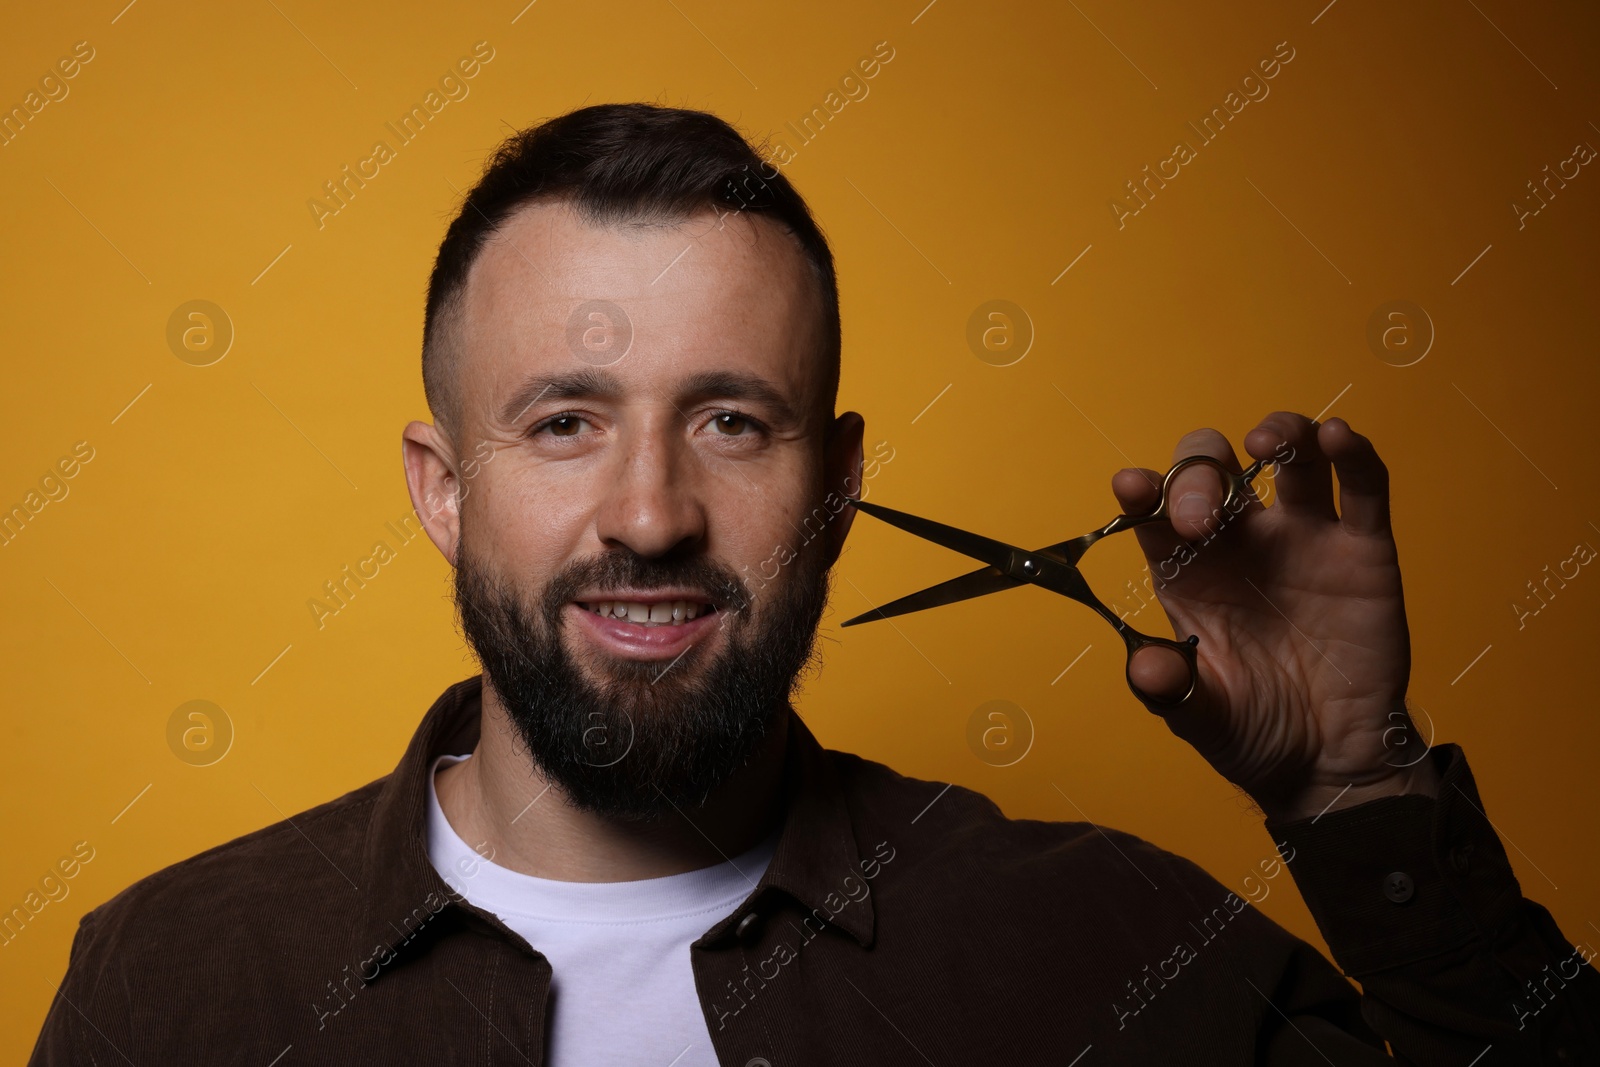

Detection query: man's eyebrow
xmin=495 ymin=368 xmax=622 ymax=425
xmin=676 ymin=371 xmax=800 ymax=425
xmin=493 ymin=367 xmax=803 ymax=426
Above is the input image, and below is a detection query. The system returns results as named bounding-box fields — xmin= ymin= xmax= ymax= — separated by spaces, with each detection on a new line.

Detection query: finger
xmin=1127 ymin=644 xmax=1191 ymax=705
xmin=1111 ymin=466 xmax=1190 ymax=570
xmin=1130 ymin=645 xmax=1231 ymax=753
xmin=1318 ymin=417 xmax=1392 ymax=536
xmin=1110 ymin=466 xmax=1162 ymax=515
xmin=1165 ymin=428 xmax=1248 ymax=542
xmin=1126 ymin=643 xmax=1235 ymax=751
xmin=1242 ymin=411 xmax=1336 ymax=519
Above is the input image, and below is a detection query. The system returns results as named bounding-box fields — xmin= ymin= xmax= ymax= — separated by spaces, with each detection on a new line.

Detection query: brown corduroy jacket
xmin=29 ymin=675 xmax=1600 ymax=1064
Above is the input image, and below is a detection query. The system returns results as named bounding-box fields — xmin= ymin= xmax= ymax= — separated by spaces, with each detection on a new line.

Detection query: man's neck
xmin=433 ymin=684 xmax=789 ymax=882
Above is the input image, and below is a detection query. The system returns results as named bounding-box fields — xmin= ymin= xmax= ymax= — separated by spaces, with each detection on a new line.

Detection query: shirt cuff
xmin=1264 ymin=743 xmax=1525 ymax=976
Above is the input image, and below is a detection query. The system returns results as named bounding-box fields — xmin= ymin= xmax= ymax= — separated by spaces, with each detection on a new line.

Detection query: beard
xmin=452 ymin=524 xmax=832 ymax=823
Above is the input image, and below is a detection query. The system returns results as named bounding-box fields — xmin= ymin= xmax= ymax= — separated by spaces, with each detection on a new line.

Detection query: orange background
xmin=3 ymin=0 xmax=1597 ymax=1051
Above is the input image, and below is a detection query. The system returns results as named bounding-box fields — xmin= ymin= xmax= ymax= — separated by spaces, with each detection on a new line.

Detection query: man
xmin=30 ymin=103 xmax=1597 ymax=1065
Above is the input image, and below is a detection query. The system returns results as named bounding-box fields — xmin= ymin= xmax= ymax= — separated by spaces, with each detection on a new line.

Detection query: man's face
xmin=405 ymin=200 xmax=862 ymax=820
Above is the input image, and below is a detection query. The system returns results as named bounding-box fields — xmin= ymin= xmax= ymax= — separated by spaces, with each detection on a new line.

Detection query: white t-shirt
xmin=425 ymin=753 xmax=779 ymax=1067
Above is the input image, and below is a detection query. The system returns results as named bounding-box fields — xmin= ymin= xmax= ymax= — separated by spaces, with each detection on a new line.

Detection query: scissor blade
xmin=1034 ymin=537 xmax=1090 ymax=567
xmin=847 ymin=498 xmax=1023 ymax=571
xmin=841 ymin=566 xmax=1021 ymax=627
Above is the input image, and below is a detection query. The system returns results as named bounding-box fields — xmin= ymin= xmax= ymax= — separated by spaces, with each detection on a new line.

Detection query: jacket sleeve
xmin=1265 ymin=742 xmax=1599 ymax=1064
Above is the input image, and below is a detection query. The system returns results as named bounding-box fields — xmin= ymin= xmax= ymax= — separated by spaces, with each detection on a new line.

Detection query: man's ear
xmin=402 ymin=420 xmax=462 ymax=565
xmin=820 ymin=410 xmax=866 ymax=568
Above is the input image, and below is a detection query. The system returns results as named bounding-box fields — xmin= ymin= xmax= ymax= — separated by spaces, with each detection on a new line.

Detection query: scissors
xmin=841 ymin=455 xmax=1270 ymax=710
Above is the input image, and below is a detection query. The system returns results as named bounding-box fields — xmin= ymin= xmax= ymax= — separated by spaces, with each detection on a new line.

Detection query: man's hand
xmin=1113 ymin=412 xmax=1439 ymax=823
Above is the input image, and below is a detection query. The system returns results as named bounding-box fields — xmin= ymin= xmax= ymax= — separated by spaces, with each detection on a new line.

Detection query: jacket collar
xmin=351 ymin=676 xmax=874 ymax=975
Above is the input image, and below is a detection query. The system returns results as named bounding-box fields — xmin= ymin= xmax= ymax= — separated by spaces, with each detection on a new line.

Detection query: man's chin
xmin=454 ymin=540 xmax=827 ymax=819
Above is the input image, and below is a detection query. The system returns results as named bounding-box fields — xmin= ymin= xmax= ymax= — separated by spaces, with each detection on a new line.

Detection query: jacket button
xmin=1383 ymin=871 xmax=1415 ymax=903
xmin=735 ymin=911 xmax=762 ymax=944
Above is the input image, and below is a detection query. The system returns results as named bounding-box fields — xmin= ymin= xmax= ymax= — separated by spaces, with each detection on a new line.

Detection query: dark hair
xmin=421 ymin=102 xmax=841 ymax=433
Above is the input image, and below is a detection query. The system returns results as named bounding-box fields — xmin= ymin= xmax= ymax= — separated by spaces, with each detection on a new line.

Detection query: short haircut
xmin=421 ymin=102 xmax=841 ymax=435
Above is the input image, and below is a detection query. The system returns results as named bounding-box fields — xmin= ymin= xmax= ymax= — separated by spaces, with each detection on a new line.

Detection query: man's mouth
xmin=576 ymin=598 xmax=717 ymax=627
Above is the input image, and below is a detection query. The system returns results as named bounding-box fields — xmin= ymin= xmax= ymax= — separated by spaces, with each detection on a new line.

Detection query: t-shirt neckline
xmin=426 ymin=752 xmax=781 ymax=925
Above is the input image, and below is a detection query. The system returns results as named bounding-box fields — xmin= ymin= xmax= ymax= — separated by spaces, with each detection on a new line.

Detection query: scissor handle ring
xmin=1122 ymin=631 xmax=1201 ymax=712
xmin=1153 ymin=455 xmax=1265 ymax=521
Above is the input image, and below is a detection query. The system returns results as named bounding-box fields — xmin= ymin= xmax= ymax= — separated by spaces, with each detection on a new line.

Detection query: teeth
xmin=587 ymin=599 xmax=710 ymax=626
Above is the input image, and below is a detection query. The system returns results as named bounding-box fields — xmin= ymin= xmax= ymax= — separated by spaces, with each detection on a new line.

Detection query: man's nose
xmin=592 ymin=435 xmax=708 ymax=558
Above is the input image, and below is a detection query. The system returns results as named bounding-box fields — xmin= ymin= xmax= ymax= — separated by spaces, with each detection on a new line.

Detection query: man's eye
xmin=711 ymin=413 xmax=752 ymax=435
xmin=542 ymin=415 xmax=590 ymax=437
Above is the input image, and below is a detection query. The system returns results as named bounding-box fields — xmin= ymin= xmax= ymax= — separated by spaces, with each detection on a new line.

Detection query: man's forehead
xmin=452 ymin=200 xmax=825 ymax=423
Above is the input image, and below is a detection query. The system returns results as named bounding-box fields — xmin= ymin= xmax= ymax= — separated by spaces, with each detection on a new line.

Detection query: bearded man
xmin=30 ymin=103 xmax=1598 ymax=1066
